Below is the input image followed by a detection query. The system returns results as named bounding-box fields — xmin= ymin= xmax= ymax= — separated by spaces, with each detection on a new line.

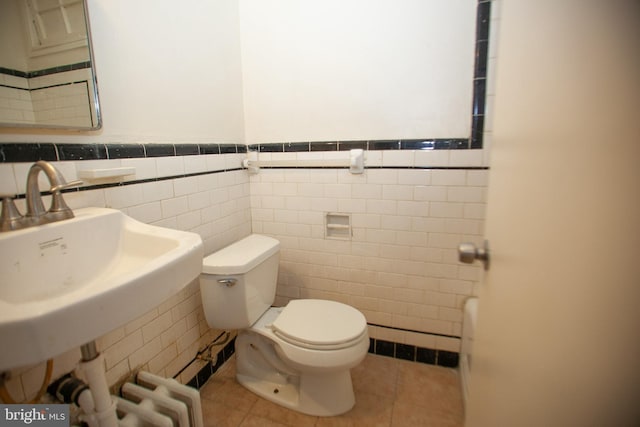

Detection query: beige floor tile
xmin=351 ymin=354 xmax=399 ymax=398
xmin=250 ymin=398 xmax=319 ymax=427
xmin=202 ymin=400 xmax=247 ymax=427
xmin=239 ymin=414 xmax=290 ymax=427
xmin=315 ymin=391 xmax=394 ymax=427
xmin=200 ymin=353 xmax=464 ymax=427
xmin=215 ymin=358 xmax=237 ymax=379
xmin=396 ymin=360 xmax=463 ymax=417
xmin=201 ymin=376 xmax=259 ymax=413
xmin=392 ymin=400 xmax=463 ymax=427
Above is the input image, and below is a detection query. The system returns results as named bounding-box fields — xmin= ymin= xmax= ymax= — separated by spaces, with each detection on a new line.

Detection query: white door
xmin=465 ymin=1 xmax=640 ymax=426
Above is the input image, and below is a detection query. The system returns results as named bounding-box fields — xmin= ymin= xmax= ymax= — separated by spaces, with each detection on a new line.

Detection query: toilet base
xmin=237 ymin=370 xmax=355 ymax=417
xmin=235 ymin=330 xmax=357 ymax=416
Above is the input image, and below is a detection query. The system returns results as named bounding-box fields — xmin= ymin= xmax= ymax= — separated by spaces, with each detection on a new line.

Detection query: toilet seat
xmin=271 ymin=299 xmax=367 ymax=350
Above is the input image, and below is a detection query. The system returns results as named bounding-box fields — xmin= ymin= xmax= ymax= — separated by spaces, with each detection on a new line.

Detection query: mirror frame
xmin=0 ymin=0 xmax=102 ymax=131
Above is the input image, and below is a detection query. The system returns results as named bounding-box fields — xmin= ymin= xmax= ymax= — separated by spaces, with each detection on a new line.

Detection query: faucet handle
xmin=0 ymin=195 xmax=25 ymax=232
xmin=50 ymin=179 xmax=83 ymax=193
xmin=48 ymin=180 xmax=83 ymax=220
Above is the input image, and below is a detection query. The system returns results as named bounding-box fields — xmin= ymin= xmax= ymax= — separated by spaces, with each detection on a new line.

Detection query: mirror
xmin=0 ymin=0 xmax=101 ymax=130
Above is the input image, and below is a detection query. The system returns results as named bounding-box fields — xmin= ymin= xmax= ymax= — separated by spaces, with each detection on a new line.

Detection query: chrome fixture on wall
xmin=0 ymin=160 xmax=81 ymax=231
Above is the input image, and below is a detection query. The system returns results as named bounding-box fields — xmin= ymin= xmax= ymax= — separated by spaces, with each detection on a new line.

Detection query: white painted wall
xmin=239 ymin=0 xmax=475 ymax=143
xmin=87 ymin=0 xmax=245 ymax=142
xmin=0 ymin=0 xmax=484 ymax=400
xmin=2 ymin=0 xmax=475 ymax=145
xmin=0 ymin=0 xmax=245 ymax=144
xmin=0 ymin=0 xmax=28 ymax=71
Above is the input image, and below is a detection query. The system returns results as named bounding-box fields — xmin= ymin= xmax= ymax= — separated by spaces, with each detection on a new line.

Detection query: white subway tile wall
xmin=0 ymin=75 xmax=34 ymax=125
xmin=0 ymin=69 xmax=96 ymax=127
xmin=2 ymin=148 xmax=487 ymax=400
xmin=1 ymin=153 xmax=251 ymax=400
xmin=250 ymin=163 xmax=487 ymax=352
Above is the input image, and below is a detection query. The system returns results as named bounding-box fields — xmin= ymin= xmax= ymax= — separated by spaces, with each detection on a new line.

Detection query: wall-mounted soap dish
xmin=78 ymin=167 xmax=136 ymax=180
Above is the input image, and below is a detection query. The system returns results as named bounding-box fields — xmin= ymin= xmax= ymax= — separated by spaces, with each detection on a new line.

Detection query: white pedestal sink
xmin=0 ymin=207 xmax=204 ymax=371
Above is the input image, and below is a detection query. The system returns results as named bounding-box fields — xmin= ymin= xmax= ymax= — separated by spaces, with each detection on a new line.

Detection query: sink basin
xmin=0 ymin=207 xmax=203 ymax=371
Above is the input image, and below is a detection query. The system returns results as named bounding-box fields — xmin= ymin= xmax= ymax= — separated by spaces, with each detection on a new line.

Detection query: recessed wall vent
xmin=325 ymin=213 xmax=351 ymax=240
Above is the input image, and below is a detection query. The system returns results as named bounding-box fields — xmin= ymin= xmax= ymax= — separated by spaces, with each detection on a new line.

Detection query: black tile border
xmin=471 ymin=0 xmax=492 ymax=149
xmin=310 ymin=141 xmax=338 ymax=152
xmin=246 ymin=138 xmax=472 ymax=154
xmin=1 ymin=4 xmax=491 ymax=156
xmin=369 ymin=338 xmax=459 ymax=368
xmin=185 ymin=337 xmax=237 ymax=390
xmin=0 ymin=138 xmax=487 ymax=164
xmin=175 ymin=144 xmax=200 ymax=156
xmin=144 ymin=144 xmax=175 ymax=158
xmin=57 ymin=143 xmax=107 ymax=161
xmin=0 ymin=62 xmax=91 ymax=80
xmin=284 ymin=142 xmax=310 ymax=152
xmin=105 ymin=144 xmax=144 ymax=159
xmin=2 ymin=4 xmax=490 ymax=152
xmin=0 ymin=143 xmax=247 ymax=163
xmin=184 ymin=333 xmax=459 ymax=390
xmin=1 ymin=140 xmax=488 ymax=201
xmin=368 ymin=322 xmax=461 ymax=367
xmin=338 ymin=140 xmax=368 ymax=151
xmin=0 ymin=63 xmax=93 ymax=101
xmin=0 ymin=67 xmax=28 ymax=79
xmin=0 ymin=143 xmax=58 ymax=162
xmin=1 ymin=140 xmax=489 ymax=200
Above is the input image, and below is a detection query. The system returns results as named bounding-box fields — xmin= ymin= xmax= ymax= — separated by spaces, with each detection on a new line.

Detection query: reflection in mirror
xmin=0 ymin=0 xmax=101 ymax=130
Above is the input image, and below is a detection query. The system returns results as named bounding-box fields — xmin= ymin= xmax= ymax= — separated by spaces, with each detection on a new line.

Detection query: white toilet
xmin=199 ymin=234 xmax=369 ymax=416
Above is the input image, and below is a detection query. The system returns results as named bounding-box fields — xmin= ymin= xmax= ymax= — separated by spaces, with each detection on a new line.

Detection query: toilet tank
xmin=200 ymin=234 xmax=280 ymax=330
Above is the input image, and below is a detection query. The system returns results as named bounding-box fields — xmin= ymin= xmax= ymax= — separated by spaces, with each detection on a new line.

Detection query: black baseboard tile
xmin=187 ymin=334 xmax=458 ymax=388
xmin=374 ymin=339 xmax=395 ymax=357
xmin=395 ymin=343 xmax=417 ymax=361
xmin=187 ymin=337 xmax=237 ymax=389
xmin=417 ymin=347 xmax=437 ymax=364
xmin=436 ymin=350 xmax=460 ymax=368
xmin=368 ymin=337 xmax=460 ymax=368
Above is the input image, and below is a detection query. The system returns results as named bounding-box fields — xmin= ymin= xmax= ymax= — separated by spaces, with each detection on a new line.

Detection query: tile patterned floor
xmin=199 ymin=353 xmax=464 ymax=427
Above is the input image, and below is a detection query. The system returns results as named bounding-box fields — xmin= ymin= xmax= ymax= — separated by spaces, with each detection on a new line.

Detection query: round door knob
xmin=458 ymin=240 xmax=490 ymax=270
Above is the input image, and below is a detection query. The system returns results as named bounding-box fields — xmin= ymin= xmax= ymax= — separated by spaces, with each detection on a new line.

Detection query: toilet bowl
xmin=199 ymin=234 xmax=369 ymax=416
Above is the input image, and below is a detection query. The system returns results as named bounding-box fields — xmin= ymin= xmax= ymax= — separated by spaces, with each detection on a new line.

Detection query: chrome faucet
xmin=0 ymin=195 xmax=24 ymax=231
xmin=0 ymin=161 xmax=82 ymax=231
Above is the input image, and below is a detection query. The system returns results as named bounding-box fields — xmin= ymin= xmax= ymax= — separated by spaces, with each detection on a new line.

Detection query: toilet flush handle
xmin=217 ymin=278 xmax=237 ymax=287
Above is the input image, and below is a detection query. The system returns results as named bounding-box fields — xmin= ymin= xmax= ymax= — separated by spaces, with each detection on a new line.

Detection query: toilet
xmin=199 ymin=234 xmax=369 ymax=416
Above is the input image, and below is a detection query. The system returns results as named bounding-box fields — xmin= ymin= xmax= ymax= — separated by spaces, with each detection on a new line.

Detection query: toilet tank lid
xmin=202 ymin=234 xmax=280 ymax=275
